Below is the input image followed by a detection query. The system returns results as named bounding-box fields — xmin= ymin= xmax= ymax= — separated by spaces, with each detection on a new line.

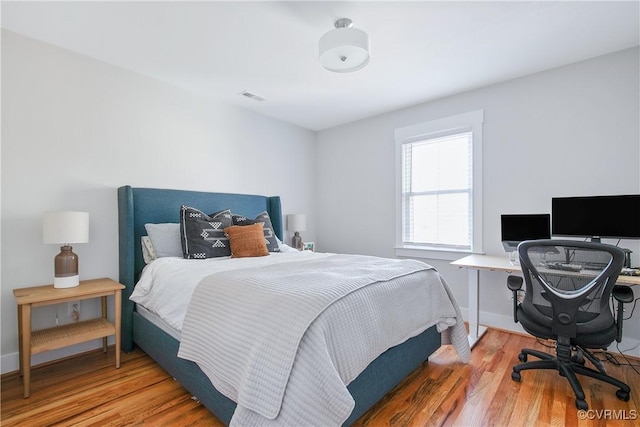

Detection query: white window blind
xmin=402 ymin=132 xmax=472 ymax=250
xmin=395 ymin=110 xmax=483 ymax=259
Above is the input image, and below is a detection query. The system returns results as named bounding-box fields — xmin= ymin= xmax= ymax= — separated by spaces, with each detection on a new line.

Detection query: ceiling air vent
xmin=239 ymin=91 xmax=265 ymax=102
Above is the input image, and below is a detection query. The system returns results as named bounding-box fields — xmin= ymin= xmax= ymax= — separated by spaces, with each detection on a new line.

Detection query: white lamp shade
xmin=43 ymin=211 xmax=89 ymax=244
xmin=287 ymin=214 xmax=307 ymax=232
xmin=319 ymin=27 xmax=370 ymax=73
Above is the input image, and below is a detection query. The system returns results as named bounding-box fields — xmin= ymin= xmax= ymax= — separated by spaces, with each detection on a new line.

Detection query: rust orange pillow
xmin=224 ymin=223 xmax=269 ymax=258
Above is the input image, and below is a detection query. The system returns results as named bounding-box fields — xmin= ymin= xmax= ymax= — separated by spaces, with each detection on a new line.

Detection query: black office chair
xmin=507 ymin=240 xmax=633 ymax=410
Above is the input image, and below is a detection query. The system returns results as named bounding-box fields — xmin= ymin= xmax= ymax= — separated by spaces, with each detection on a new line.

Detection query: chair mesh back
xmin=518 ymin=240 xmax=623 ymax=338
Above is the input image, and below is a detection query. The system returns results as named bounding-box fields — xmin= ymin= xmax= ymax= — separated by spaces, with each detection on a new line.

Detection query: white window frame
xmin=394 ymin=110 xmax=484 ymax=260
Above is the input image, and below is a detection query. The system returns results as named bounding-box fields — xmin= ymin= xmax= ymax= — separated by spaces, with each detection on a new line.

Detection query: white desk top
xmin=451 ymin=254 xmax=640 ymax=286
xmin=451 ymin=254 xmax=519 ymax=273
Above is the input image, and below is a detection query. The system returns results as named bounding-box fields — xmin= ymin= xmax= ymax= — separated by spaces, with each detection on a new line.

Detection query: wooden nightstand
xmin=13 ymin=277 xmax=125 ymax=398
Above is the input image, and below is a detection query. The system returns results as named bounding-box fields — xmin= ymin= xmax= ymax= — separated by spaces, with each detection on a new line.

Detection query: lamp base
xmin=53 ymin=245 xmax=80 ymax=288
xmin=54 ymin=275 xmax=80 ymax=288
xmin=291 ymin=232 xmax=303 ymax=251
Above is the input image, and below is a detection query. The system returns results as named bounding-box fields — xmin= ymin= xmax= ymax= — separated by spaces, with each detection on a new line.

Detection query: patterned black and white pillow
xmin=231 ymin=211 xmax=280 ymax=252
xmin=180 ymin=206 xmax=233 ymax=259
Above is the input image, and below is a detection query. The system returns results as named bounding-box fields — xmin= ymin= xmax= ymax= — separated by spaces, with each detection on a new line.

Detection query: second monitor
xmin=501 ymin=213 xmax=551 ymax=252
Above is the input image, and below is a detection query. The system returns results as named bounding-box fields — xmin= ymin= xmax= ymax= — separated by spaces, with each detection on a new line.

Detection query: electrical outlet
xmin=67 ymin=301 xmax=81 ymax=318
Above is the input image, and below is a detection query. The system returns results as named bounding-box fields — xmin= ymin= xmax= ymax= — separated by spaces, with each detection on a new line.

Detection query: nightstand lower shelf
xmin=31 ymin=318 xmax=116 ymax=354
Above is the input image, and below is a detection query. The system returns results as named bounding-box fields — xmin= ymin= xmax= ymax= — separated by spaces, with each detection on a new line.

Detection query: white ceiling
xmin=2 ymin=1 xmax=639 ymax=131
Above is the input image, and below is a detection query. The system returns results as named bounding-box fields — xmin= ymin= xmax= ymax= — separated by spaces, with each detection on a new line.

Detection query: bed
xmin=117 ymin=185 xmax=469 ymax=426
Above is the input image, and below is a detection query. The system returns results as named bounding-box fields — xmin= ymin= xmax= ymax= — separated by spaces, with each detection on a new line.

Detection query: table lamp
xmin=43 ymin=211 xmax=89 ymax=288
xmin=287 ymin=214 xmax=306 ymax=250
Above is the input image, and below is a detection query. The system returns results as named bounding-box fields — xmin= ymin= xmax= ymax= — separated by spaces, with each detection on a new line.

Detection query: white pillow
xmin=144 ymin=223 xmax=183 ymax=258
xmin=277 ymin=237 xmax=300 ymax=253
xmin=141 ymin=236 xmax=157 ymax=264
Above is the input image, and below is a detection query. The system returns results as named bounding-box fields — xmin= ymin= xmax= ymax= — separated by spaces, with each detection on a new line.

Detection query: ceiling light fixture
xmin=319 ymin=18 xmax=370 ymax=73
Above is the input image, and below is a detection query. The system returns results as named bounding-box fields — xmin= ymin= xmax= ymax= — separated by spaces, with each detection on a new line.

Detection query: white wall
xmin=1 ymin=30 xmax=316 ymax=372
xmin=316 ymin=47 xmax=640 ymax=354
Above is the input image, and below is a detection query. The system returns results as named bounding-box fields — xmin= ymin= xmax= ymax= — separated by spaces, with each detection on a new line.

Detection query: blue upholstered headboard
xmin=117 ymin=185 xmax=283 ymax=351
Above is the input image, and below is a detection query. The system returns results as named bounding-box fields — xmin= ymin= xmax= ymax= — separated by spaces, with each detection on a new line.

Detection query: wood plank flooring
xmin=2 ymin=329 xmax=638 ymax=426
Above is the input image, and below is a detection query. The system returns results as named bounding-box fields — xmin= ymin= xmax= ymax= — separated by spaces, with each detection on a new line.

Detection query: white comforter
xmin=131 ymin=252 xmax=470 ymax=426
xmin=131 ymin=251 xmax=314 ymax=332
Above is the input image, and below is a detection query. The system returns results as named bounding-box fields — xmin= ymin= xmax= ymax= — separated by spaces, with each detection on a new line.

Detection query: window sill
xmin=394 ymin=246 xmax=472 ymax=261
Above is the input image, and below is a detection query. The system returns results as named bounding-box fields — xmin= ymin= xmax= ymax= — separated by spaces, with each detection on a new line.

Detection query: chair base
xmin=511 ymin=346 xmax=630 ymax=410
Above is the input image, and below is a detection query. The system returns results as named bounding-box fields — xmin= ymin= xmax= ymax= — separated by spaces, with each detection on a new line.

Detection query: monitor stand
xmin=509 ymin=251 xmax=519 ymax=265
xmin=623 ymin=248 xmax=633 ymax=268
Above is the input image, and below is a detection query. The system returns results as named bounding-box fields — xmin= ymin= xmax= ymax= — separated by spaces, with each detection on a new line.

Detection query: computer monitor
xmin=501 ymin=214 xmax=551 ymax=252
xmin=551 ymin=195 xmax=640 ymax=242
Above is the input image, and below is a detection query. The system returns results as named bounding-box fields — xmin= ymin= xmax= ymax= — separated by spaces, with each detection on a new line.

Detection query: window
xmin=395 ymin=110 xmax=483 ymax=259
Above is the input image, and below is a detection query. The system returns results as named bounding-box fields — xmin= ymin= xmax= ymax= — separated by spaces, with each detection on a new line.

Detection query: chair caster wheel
xmin=576 ymin=399 xmax=588 ymax=411
xmin=518 ymin=353 xmax=527 ymax=362
xmin=511 ymin=371 xmax=521 ymax=382
xmin=616 ymin=389 xmax=630 ymax=401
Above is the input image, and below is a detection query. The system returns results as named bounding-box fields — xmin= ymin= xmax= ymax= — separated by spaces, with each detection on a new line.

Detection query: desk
xmin=451 ymin=254 xmax=639 ymax=348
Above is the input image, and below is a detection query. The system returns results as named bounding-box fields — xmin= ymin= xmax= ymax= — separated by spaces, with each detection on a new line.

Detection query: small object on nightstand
xmin=287 ymin=214 xmax=306 ymax=250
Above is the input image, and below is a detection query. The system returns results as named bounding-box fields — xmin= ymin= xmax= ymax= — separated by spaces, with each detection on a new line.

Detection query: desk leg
xmin=20 ymin=304 xmax=32 ymax=398
xmin=467 ymin=268 xmax=488 ymax=348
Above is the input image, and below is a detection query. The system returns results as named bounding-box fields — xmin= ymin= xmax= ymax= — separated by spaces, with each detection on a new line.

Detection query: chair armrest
xmin=613 ymin=285 xmax=633 ymax=304
xmin=508 ymin=275 xmax=523 ymax=291
xmin=507 ymin=275 xmax=523 ymax=323
xmin=612 ymin=285 xmax=633 ymax=342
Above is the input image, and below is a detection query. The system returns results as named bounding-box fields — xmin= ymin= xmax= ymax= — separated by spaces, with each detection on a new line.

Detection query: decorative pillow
xmin=144 ymin=223 xmax=183 ymax=258
xmin=231 ymin=211 xmax=280 ymax=252
xmin=141 ymin=236 xmax=157 ymax=264
xmin=180 ymin=206 xmax=233 ymax=259
xmin=224 ymin=223 xmax=269 ymax=258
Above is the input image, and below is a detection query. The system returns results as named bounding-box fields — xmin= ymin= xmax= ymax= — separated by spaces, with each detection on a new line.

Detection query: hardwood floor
xmin=2 ymin=329 xmax=638 ymax=426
